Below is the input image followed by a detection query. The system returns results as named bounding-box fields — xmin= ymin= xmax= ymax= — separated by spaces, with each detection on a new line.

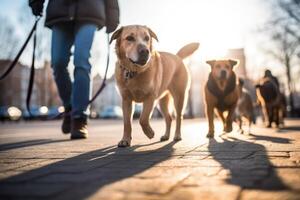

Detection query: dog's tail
xmin=176 ymin=42 xmax=200 ymax=59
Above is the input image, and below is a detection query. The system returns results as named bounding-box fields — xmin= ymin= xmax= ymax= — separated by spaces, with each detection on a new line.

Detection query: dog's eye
xmin=144 ymin=36 xmax=150 ymax=42
xmin=126 ymin=36 xmax=135 ymax=42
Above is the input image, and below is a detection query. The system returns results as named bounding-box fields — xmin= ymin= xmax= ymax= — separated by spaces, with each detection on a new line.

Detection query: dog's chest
xmin=124 ymin=79 xmax=155 ymax=102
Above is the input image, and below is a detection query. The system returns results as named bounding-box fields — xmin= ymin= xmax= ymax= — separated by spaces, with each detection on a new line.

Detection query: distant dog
xmin=235 ymin=78 xmax=255 ymax=134
xmin=110 ymin=25 xmax=199 ymax=147
xmin=204 ymin=59 xmax=239 ymax=138
xmin=256 ymin=77 xmax=285 ymax=128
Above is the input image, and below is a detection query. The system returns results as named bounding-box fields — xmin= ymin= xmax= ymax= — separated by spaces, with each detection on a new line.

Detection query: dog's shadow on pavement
xmin=0 ymin=141 xmax=177 ymax=199
xmin=248 ymin=133 xmax=293 ymax=144
xmin=208 ymin=136 xmax=288 ymax=190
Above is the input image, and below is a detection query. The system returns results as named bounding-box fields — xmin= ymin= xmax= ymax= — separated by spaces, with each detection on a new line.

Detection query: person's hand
xmin=29 ymin=0 xmax=44 ymax=16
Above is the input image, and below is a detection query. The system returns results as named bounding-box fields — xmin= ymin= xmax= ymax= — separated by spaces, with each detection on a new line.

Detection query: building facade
xmin=0 ymin=60 xmax=60 ymax=110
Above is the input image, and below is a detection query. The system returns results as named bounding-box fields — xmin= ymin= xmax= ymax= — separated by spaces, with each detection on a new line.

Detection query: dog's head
xmin=206 ymin=59 xmax=239 ymax=81
xmin=110 ymin=25 xmax=158 ymax=70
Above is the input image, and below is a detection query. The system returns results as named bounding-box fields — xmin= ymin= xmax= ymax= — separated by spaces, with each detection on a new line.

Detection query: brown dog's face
xmin=206 ymin=59 xmax=238 ymax=80
xmin=110 ymin=25 xmax=158 ymax=67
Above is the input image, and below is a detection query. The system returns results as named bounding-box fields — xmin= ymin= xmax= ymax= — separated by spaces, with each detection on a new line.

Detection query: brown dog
xmin=256 ymin=77 xmax=286 ymax=128
xmin=235 ymin=78 xmax=256 ymax=134
xmin=204 ymin=59 xmax=239 ymax=138
xmin=110 ymin=25 xmax=199 ymax=147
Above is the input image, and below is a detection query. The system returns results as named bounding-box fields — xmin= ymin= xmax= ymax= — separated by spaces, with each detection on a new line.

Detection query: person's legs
xmin=72 ymin=23 xmax=97 ymax=119
xmin=51 ymin=23 xmax=74 ymax=111
xmin=51 ymin=23 xmax=74 ymax=134
xmin=70 ymin=23 xmax=97 ymax=139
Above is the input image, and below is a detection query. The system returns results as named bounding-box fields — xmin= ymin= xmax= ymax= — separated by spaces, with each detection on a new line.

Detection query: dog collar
xmin=120 ymin=65 xmax=137 ymax=80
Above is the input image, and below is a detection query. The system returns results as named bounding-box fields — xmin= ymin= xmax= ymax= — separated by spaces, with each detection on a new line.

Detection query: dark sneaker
xmin=71 ymin=118 xmax=88 ymax=139
xmin=61 ymin=112 xmax=71 ymax=134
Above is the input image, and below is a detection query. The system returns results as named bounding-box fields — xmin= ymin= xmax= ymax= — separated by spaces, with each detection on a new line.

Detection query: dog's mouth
xmin=129 ymin=57 xmax=149 ymax=66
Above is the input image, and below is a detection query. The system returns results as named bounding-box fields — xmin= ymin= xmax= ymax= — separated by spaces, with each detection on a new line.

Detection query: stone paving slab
xmin=0 ymin=119 xmax=300 ymax=199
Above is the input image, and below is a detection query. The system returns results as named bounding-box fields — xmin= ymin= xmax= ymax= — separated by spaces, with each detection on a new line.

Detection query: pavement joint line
xmin=0 ymin=159 xmax=49 ymax=173
xmin=242 ymin=151 xmax=257 ymax=159
xmin=160 ymin=172 xmax=192 ymax=196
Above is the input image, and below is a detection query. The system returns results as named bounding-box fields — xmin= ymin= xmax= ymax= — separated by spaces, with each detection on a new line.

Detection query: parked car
xmin=23 ymin=106 xmax=49 ymax=120
xmin=132 ymin=104 xmax=162 ymax=119
xmin=47 ymin=106 xmax=64 ymax=120
xmin=99 ymin=106 xmax=122 ymax=119
xmin=0 ymin=106 xmax=22 ymax=121
xmin=89 ymin=109 xmax=99 ymax=119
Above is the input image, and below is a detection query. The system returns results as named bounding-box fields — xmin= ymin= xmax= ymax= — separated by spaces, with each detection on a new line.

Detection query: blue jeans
xmin=51 ymin=22 xmax=97 ymax=119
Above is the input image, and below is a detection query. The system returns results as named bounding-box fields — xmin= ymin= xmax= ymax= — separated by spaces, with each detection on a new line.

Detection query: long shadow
xmin=0 ymin=141 xmax=176 ymax=199
xmin=278 ymin=126 xmax=300 ymax=132
xmin=0 ymin=139 xmax=70 ymax=151
xmin=208 ymin=137 xmax=287 ymax=190
xmin=248 ymin=134 xmax=292 ymax=144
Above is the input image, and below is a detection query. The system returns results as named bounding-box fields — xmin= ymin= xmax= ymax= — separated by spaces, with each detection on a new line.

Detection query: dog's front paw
xmin=143 ymin=127 xmax=155 ymax=139
xmin=160 ymin=135 xmax=169 ymax=141
xmin=224 ymin=124 xmax=233 ymax=133
xmin=206 ymin=131 xmax=214 ymax=138
xmin=117 ymin=140 xmax=131 ymax=148
xmin=173 ymin=135 xmax=182 ymax=142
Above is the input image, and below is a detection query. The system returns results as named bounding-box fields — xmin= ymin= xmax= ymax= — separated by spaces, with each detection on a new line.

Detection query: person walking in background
xmin=264 ymin=69 xmax=279 ymax=88
xmin=28 ymin=0 xmax=120 ymax=139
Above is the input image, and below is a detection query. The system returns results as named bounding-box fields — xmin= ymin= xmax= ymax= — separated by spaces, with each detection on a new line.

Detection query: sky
xmin=0 ymin=0 xmax=273 ymax=79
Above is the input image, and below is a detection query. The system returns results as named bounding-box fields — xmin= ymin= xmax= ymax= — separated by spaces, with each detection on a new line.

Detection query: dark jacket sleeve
xmin=104 ymin=0 xmax=120 ymax=33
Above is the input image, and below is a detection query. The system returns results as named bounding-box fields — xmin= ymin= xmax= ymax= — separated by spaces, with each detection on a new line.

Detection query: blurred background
xmin=0 ymin=0 xmax=299 ymax=121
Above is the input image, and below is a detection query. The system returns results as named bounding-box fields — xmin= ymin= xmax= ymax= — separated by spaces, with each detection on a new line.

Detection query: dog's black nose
xmin=135 ymin=45 xmax=150 ymax=65
xmin=138 ymin=47 xmax=149 ymax=58
xmin=220 ymin=70 xmax=227 ymax=79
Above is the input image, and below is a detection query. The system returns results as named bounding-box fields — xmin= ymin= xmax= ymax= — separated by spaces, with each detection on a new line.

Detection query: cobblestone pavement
xmin=0 ymin=118 xmax=300 ymax=200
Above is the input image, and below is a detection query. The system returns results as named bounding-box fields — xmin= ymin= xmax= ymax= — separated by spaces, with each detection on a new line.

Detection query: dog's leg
xmin=266 ymin=106 xmax=272 ymax=128
xmin=172 ymin=93 xmax=186 ymax=142
xmin=206 ymin=105 xmax=215 ymax=138
xmin=238 ymin=116 xmax=244 ymax=134
xmin=274 ymin=107 xmax=280 ymax=128
xmin=248 ymin=119 xmax=252 ymax=134
xmin=216 ymin=110 xmax=226 ymax=131
xmin=159 ymin=94 xmax=173 ymax=141
xmin=140 ymin=99 xmax=155 ymax=139
xmin=224 ymin=106 xmax=236 ymax=133
xmin=262 ymin=105 xmax=271 ymax=128
xmin=118 ymin=99 xmax=134 ymax=147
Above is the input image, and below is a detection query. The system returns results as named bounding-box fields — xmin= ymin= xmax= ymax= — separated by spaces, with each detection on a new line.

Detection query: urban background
xmin=0 ymin=0 xmax=299 ymax=120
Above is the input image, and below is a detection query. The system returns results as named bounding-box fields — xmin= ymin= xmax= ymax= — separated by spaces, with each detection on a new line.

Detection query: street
xmin=0 ymin=118 xmax=300 ymax=200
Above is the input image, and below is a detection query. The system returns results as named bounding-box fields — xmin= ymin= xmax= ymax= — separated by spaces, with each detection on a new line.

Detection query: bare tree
xmin=0 ymin=16 xmax=20 ymax=60
xmin=18 ymin=2 xmax=51 ymax=65
xmin=278 ymin=0 xmax=300 ymax=42
xmin=262 ymin=0 xmax=300 ymax=114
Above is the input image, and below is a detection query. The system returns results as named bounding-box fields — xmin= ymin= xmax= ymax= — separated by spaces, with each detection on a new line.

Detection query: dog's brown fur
xmin=204 ymin=59 xmax=239 ymax=137
xmin=110 ymin=25 xmax=199 ymax=147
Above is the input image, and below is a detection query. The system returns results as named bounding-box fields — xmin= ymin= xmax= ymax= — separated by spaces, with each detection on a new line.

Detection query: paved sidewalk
xmin=0 ymin=119 xmax=300 ymax=200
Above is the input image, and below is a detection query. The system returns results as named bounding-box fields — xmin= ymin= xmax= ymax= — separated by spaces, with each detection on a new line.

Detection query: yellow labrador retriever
xmin=110 ymin=25 xmax=199 ymax=147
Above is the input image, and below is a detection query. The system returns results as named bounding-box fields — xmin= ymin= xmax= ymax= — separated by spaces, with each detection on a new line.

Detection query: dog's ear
xmin=109 ymin=27 xmax=123 ymax=44
xmin=229 ymin=59 xmax=239 ymax=68
xmin=206 ymin=60 xmax=216 ymax=67
xmin=147 ymin=27 xmax=159 ymax=42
